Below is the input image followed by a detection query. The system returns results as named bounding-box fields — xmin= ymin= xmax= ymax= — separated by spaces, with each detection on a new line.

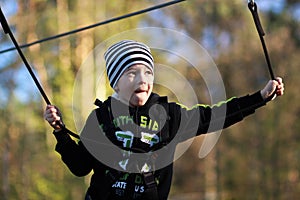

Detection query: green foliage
xmin=0 ymin=0 xmax=299 ymax=199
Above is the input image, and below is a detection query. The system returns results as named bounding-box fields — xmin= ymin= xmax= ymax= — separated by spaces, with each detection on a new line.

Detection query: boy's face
xmin=115 ymin=64 xmax=154 ymax=107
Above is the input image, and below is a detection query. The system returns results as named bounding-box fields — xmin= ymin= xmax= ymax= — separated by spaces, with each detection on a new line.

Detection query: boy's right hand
xmin=260 ymin=77 xmax=284 ymax=101
xmin=44 ymin=105 xmax=64 ymax=131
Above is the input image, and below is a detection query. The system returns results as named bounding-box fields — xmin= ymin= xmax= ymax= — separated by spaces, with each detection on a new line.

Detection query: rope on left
xmin=0 ymin=7 xmax=79 ymax=139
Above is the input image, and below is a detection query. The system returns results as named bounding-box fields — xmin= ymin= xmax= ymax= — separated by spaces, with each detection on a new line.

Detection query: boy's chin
xmin=130 ymin=94 xmax=149 ymax=107
xmin=130 ymin=102 xmax=146 ymax=107
xmin=130 ymin=99 xmax=147 ymax=107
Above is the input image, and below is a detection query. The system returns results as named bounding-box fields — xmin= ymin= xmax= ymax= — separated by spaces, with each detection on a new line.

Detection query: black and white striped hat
xmin=104 ymin=40 xmax=154 ymax=88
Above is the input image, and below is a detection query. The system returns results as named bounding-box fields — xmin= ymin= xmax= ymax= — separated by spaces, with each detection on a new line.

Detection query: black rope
xmin=0 ymin=7 xmax=79 ymax=139
xmin=0 ymin=7 xmax=51 ymax=105
xmin=0 ymin=0 xmax=186 ymax=54
xmin=248 ymin=1 xmax=275 ymax=80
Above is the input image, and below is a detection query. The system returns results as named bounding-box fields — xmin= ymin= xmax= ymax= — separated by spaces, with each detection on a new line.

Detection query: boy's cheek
xmin=119 ymin=91 xmax=134 ymax=102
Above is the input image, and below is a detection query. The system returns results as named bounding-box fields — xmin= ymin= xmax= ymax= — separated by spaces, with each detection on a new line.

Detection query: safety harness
xmin=93 ymin=97 xmax=170 ymax=200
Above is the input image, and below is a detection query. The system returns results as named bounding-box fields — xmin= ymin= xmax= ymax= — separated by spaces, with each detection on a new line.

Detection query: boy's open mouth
xmin=134 ymin=89 xmax=147 ymax=94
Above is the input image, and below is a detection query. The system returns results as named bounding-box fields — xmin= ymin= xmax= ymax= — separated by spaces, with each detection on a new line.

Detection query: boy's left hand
xmin=260 ymin=77 xmax=284 ymax=101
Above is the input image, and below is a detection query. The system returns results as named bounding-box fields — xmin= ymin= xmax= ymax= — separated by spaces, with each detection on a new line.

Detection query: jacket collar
xmin=109 ymin=93 xmax=167 ymax=111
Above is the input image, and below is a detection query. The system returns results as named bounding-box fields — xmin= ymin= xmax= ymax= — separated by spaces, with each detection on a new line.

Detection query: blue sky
xmin=259 ymin=0 xmax=285 ymax=13
xmin=0 ymin=0 xmax=40 ymax=104
xmin=0 ymin=0 xmax=17 ymax=16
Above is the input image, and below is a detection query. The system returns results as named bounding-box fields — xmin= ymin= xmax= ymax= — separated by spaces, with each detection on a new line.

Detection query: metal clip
xmin=248 ymin=0 xmax=255 ymax=6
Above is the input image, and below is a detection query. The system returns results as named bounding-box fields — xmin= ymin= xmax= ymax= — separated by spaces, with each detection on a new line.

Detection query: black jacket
xmin=53 ymin=92 xmax=266 ymax=200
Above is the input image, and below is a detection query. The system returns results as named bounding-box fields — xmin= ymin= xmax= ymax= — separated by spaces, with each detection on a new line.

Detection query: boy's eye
xmin=145 ymin=70 xmax=153 ymax=75
xmin=127 ymin=70 xmax=136 ymax=76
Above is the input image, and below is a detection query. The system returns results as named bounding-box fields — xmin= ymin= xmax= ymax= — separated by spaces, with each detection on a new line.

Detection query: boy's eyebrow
xmin=125 ymin=65 xmax=141 ymax=71
xmin=125 ymin=65 xmax=153 ymax=73
xmin=125 ymin=67 xmax=136 ymax=72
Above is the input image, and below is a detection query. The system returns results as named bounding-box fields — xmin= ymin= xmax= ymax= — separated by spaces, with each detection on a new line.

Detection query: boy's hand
xmin=260 ymin=77 xmax=284 ymax=101
xmin=44 ymin=105 xmax=64 ymax=131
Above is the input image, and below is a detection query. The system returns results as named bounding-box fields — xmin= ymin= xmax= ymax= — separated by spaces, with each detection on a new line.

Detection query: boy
xmin=44 ymin=40 xmax=284 ymax=200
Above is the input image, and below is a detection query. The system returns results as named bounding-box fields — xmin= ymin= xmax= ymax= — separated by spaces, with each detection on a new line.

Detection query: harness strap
xmin=143 ymin=172 xmax=159 ymax=200
xmin=94 ymin=98 xmax=161 ymax=199
xmin=93 ymin=99 xmax=123 ymax=199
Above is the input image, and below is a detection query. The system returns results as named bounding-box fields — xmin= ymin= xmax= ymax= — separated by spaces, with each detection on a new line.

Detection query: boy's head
xmin=104 ymin=40 xmax=154 ymax=106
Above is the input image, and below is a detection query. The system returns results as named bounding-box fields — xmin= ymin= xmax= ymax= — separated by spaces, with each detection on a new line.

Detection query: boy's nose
xmin=138 ymin=73 xmax=147 ymax=84
xmin=138 ymin=72 xmax=153 ymax=85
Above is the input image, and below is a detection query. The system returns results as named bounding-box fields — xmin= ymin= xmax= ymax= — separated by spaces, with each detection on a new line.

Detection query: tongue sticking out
xmin=135 ymin=89 xmax=147 ymax=94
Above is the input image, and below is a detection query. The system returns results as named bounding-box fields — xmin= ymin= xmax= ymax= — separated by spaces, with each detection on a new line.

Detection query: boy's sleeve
xmin=53 ymin=123 xmax=95 ymax=177
xmin=174 ymin=91 xmax=266 ymax=141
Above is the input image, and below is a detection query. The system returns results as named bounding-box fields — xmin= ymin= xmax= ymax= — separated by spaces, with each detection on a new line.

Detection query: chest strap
xmin=94 ymin=98 xmax=160 ymax=199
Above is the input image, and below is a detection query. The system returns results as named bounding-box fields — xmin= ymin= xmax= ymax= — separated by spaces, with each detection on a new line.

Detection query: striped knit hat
xmin=104 ymin=40 xmax=154 ymax=88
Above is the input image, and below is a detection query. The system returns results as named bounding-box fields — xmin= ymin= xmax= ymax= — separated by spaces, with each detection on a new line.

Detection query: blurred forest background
xmin=0 ymin=0 xmax=299 ymax=199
